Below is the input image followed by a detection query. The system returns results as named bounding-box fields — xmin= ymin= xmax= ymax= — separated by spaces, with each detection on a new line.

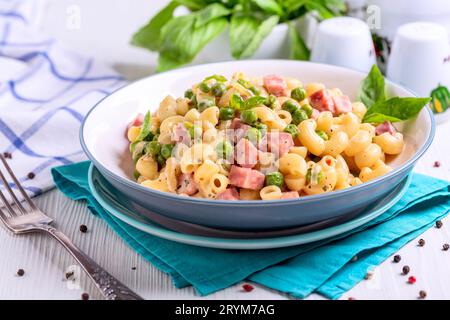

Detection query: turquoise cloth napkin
xmin=51 ymin=162 xmax=450 ymax=299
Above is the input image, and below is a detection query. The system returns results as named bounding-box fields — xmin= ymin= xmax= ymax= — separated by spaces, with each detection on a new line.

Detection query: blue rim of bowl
xmin=88 ymin=163 xmax=413 ymax=249
xmin=80 ymin=60 xmax=435 ymax=206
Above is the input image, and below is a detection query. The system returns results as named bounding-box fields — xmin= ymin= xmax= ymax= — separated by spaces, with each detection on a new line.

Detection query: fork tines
xmin=0 ymin=154 xmax=37 ymax=218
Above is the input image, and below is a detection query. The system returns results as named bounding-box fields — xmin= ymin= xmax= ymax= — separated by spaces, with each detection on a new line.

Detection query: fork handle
xmin=40 ymin=225 xmax=143 ymax=300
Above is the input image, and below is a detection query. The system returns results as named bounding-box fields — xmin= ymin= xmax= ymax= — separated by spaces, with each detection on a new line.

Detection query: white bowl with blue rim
xmin=80 ymin=60 xmax=435 ymax=231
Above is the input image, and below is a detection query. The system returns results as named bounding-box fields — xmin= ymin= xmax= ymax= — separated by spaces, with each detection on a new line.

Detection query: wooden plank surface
xmin=1 ymin=0 xmax=449 ymax=300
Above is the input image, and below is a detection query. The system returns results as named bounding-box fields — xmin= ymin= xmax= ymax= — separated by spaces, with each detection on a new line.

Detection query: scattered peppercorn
xmin=418 ymin=239 xmax=425 ymax=247
xmin=443 ymin=243 xmax=449 ymax=251
xmin=27 ymin=172 xmax=35 ymax=179
xmin=131 ymin=267 xmax=137 ymax=270
xmin=16 ymin=269 xmax=25 ymax=277
xmin=364 ymin=271 xmax=373 ymax=280
xmin=419 ymin=290 xmax=427 ymax=299
xmin=393 ymin=254 xmax=401 ymax=263
xmin=65 ymin=271 xmax=74 ymax=280
xmin=242 ymin=284 xmax=254 ymax=292
xmin=79 ymin=225 xmax=88 ymax=233
xmin=408 ymin=276 xmax=416 ymax=284
xmin=3 ymin=152 xmax=12 ymax=159
xmin=351 ymin=255 xmax=358 ymax=262
xmin=402 ymin=265 xmax=410 ymax=275
xmin=348 ymin=297 xmax=357 ymax=300
xmin=81 ymin=292 xmax=89 ymax=300
xmin=436 ymin=220 xmax=443 ymax=229
xmin=433 ymin=161 xmax=441 ymax=168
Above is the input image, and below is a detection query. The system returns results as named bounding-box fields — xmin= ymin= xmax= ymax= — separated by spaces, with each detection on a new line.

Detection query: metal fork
xmin=0 ymin=155 xmax=143 ymax=300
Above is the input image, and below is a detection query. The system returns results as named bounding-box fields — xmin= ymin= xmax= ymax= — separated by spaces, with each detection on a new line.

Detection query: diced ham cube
xmin=309 ymin=89 xmax=335 ymax=114
xmin=263 ymin=75 xmax=288 ymax=97
xmin=216 ymin=187 xmax=240 ymax=200
xmin=332 ymin=95 xmax=352 ymax=115
xmin=235 ymin=138 xmax=258 ymax=168
xmin=229 ymin=165 xmax=265 ymax=190
xmin=125 ymin=113 xmax=145 ymax=137
xmin=261 ymin=132 xmax=294 ymax=157
xmin=172 ymin=123 xmax=191 ymax=146
xmin=375 ymin=121 xmax=397 ymax=136
xmin=230 ymin=118 xmax=251 ymax=142
xmin=129 ymin=113 xmax=144 ymax=127
xmin=177 ymin=173 xmax=198 ymax=196
xmin=280 ymin=191 xmax=300 ymax=199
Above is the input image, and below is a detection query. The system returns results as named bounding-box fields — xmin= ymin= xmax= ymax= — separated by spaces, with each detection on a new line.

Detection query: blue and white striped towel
xmin=0 ymin=0 xmax=125 ymax=199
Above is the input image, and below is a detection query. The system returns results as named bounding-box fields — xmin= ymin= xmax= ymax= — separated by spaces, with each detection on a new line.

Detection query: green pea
xmin=301 ymin=104 xmax=313 ymax=118
xmin=197 ymin=99 xmax=214 ymax=112
xmin=265 ymin=172 xmax=284 ymax=188
xmin=156 ymin=154 xmax=166 ymax=167
xmin=254 ymin=122 xmax=268 ymax=135
xmin=199 ymin=82 xmax=210 ymax=93
xmin=211 ymin=83 xmax=226 ymax=97
xmin=145 ymin=141 xmax=161 ymax=156
xmin=241 ymin=109 xmax=258 ymax=125
xmin=291 ymin=87 xmax=307 ymax=101
xmin=215 ymin=140 xmax=233 ymax=160
xmin=142 ymin=131 xmax=155 ymax=142
xmin=264 ymin=95 xmax=277 ymax=109
xmin=219 ymin=107 xmax=235 ymax=120
xmin=282 ymin=100 xmax=300 ymax=114
xmin=283 ymin=124 xmax=299 ymax=138
xmin=291 ymin=109 xmax=308 ymax=125
xmin=184 ymin=89 xmax=194 ymax=99
xmin=152 ymin=134 xmax=159 ymax=142
xmin=316 ymin=130 xmax=329 ymax=141
xmin=161 ymin=144 xmax=174 ymax=160
xmin=245 ymin=127 xmax=261 ymax=143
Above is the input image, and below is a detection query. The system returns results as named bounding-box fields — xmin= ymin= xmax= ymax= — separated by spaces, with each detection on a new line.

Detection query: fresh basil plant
xmin=131 ymin=0 xmax=345 ymax=72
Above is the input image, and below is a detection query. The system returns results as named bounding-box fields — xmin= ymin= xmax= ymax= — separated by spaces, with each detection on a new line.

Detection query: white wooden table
xmin=1 ymin=0 xmax=450 ymax=300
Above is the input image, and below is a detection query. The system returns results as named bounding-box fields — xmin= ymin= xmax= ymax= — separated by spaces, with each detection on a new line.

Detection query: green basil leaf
xmin=358 ymin=64 xmax=386 ymax=109
xmin=243 ymin=96 xmax=268 ymax=109
xmin=157 ymin=14 xmax=227 ymax=71
xmin=288 ymin=22 xmax=310 ymax=60
xmin=176 ymin=0 xmax=208 ymax=10
xmin=251 ymin=0 xmax=283 ymax=15
xmin=361 ymin=113 xmax=402 ymax=124
xmin=204 ymin=74 xmax=228 ymax=82
xmin=195 ymin=3 xmax=231 ymax=28
xmin=305 ymin=1 xmax=334 ymax=19
xmin=282 ymin=0 xmax=308 ymax=12
xmin=231 ymin=93 xmax=244 ymax=110
xmin=230 ymin=14 xmax=279 ymax=59
xmin=130 ymin=1 xmax=179 ymax=51
xmin=136 ymin=111 xmax=152 ymax=141
xmin=362 ymin=97 xmax=431 ymax=124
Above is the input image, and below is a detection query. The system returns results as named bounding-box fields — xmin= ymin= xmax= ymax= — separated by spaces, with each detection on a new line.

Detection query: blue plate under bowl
xmin=88 ymin=164 xmax=412 ymax=250
xmin=80 ymin=60 xmax=435 ymax=230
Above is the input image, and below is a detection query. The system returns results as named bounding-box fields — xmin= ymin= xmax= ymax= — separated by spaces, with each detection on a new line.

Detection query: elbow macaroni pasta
xmin=128 ymin=72 xmax=406 ymax=200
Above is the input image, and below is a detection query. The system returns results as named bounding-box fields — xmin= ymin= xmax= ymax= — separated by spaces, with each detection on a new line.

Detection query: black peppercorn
xmin=419 ymin=290 xmax=427 ymax=299
xmin=402 ymin=265 xmax=410 ymax=275
xmin=79 ymin=225 xmax=88 ymax=233
xmin=418 ymin=239 xmax=425 ymax=247
xmin=81 ymin=292 xmax=89 ymax=300
xmin=16 ymin=269 xmax=25 ymax=277
xmin=436 ymin=220 xmax=443 ymax=229
xmin=393 ymin=254 xmax=401 ymax=263
xmin=27 ymin=172 xmax=35 ymax=179
xmin=443 ymin=243 xmax=449 ymax=251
